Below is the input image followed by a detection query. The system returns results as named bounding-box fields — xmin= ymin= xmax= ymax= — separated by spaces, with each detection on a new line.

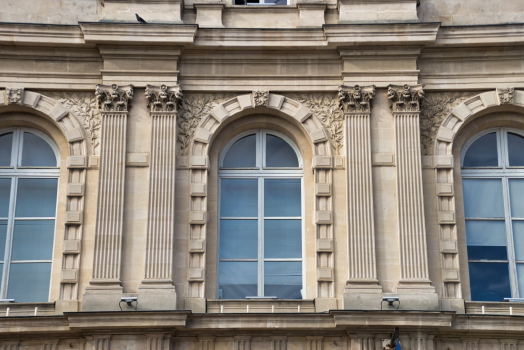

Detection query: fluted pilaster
xmin=388 ymin=84 xmax=431 ymax=287
xmin=90 ymin=84 xmax=133 ymax=289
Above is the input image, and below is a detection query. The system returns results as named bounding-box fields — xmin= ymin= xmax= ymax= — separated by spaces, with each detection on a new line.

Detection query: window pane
xmin=15 ymin=178 xmax=58 ymax=218
xmin=223 ymin=134 xmax=256 ymax=168
xmin=508 ymin=133 xmax=524 ymax=166
xmin=462 ymin=179 xmax=504 ymax=218
xmin=0 ymin=133 xmax=13 ymax=166
xmin=21 ymin=132 xmax=57 ymax=167
xmin=466 ymin=220 xmax=507 ymax=260
xmin=11 ymin=220 xmax=54 ymax=261
xmin=0 ymin=221 xmax=6 ymax=261
xmin=463 ymin=132 xmax=498 ymax=167
xmin=509 ymin=179 xmax=524 ymax=218
xmin=264 ymin=220 xmax=301 ymax=259
xmin=266 ymin=135 xmax=299 ymax=168
xmin=469 ymin=262 xmax=510 ymax=301
xmin=0 ymin=178 xmax=11 ymax=217
xmin=517 ymin=264 xmax=524 ymax=297
xmin=7 ymin=263 xmax=51 ymax=302
xmin=512 ymin=221 xmax=524 ymax=261
xmin=220 ymin=179 xmax=258 ymax=217
xmin=220 ymin=220 xmax=258 ymax=259
xmin=264 ymin=261 xmax=302 ymax=299
xmin=219 ymin=261 xmax=257 ymax=299
xmin=264 ymin=179 xmax=301 ymax=217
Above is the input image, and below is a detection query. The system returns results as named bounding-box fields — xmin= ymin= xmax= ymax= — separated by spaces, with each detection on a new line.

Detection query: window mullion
xmin=3 ymin=176 xmax=18 ymax=299
xmin=503 ymin=176 xmax=519 ymax=297
xmin=258 ymin=176 xmax=264 ymax=297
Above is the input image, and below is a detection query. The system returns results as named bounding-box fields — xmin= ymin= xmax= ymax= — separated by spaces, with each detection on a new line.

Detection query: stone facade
xmin=0 ymin=1 xmax=524 ymax=349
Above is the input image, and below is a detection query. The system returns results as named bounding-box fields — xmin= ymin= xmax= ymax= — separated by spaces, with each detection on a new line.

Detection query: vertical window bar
xmin=258 ymin=176 xmax=264 ymax=297
xmin=2 ymin=176 xmax=17 ymax=299
xmin=503 ymin=176 xmax=519 ymax=297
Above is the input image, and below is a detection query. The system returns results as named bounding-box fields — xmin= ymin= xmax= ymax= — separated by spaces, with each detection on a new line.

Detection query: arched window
xmin=218 ymin=130 xmax=303 ymax=299
xmin=461 ymin=128 xmax=524 ymax=301
xmin=0 ymin=128 xmax=59 ymax=302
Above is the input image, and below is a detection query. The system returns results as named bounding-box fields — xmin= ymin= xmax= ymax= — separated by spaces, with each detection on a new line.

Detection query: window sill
xmin=207 ymin=299 xmax=314 ymax=313
xmin=0 ymin=302 xmax=55 ymax=317
xmin=465 ymin=301 xmax=524 ymax=316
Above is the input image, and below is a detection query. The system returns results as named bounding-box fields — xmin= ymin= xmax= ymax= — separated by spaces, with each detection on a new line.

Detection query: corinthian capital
xmin=338 ymin=85 xmax=376 ymax=113
xmin=387 ymin=84 xmax=425 ymax=113
xmin=95 ymin=84 xmax=134 ymax=112
xmin=145 ymin=84 xmax=183 ymax=113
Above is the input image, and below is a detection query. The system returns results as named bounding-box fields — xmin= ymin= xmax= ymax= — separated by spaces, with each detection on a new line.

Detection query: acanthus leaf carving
xmin=419 ymin=91 xmax=476 ymax=155
xmin=338 ymin=85 xmax=376 ymax=113
xmin=177 ymin=93 xmax=236 ymax=155
xmin=289 ymin=93 xmax=344 ymax=154
xmin=387 ymin=84 xmax=425 ymax=112
xmin=44 ymin=91 xmax=102 ymax=155
xmin=6 ymin=87 xmax=23 ymax=105
xmin=253 ymin=91 xmax=269 ymax=107
xmin=145 ymin=84 xmax=183 ymax=113
xmin=95 ymin=84 xmax=134 ymax=112
xmin=498 ymin=87 xmax=514 ymax=104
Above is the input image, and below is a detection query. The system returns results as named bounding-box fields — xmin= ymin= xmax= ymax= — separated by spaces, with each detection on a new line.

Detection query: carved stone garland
xmin=185 ymin=91 xmax=337 ymax=311
xmin=338 ymin=85 xmax=381 ymax=291
xmin=141 ymin=85 xmax=183 ymax=294
xmin=387 ymin=84 xmax=433 ymax=290
xmin=1 ymin=88 xmax=88 ymax=307
xmin=432 ymin=88 xmax=524 ymax=308
xmin=89 ymin=84 xmax=134 ymax=291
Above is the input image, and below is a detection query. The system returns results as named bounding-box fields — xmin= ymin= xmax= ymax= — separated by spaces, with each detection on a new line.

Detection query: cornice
xmin=79 ymin=22 xmax=197 ymax=45
xmin=436 ymin=24 xmax=524 ymax=47
xmin=0 ymin=23 xmax=85 ymax=46
xmin=66 ymin=311 xmax=190 ymax=330
xmin=194 ymin=28 xmax=327 ymax=47
xmin=324 ymin=23 xmax=440 ymax=45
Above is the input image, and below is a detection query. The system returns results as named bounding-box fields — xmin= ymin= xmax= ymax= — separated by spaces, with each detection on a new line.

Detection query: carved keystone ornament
xmin=253 ymin=91 xmax=269 ymax=107
xmin=145 ymin=84 xmax=183 ymax=113
xmin=6 ymin=87 xmax=23 ymax=105
xmin=498 ymin=88 xmax=514 ymax=104
xmin=338 ymin=85 xmax=376 ymax=113
xmin=387 ymin=84 xmax=425 ymax=112
xmin=95 ymin=84 xmax=134 ymax=112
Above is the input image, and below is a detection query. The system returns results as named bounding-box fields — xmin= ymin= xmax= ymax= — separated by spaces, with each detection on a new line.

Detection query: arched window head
xmin=461 ymin=128 xmax=524 ymax=302
xmin=0 ymin=128 xmax=59 ymax=302
xmin=218 ymin=130 xmax=303 ymax=300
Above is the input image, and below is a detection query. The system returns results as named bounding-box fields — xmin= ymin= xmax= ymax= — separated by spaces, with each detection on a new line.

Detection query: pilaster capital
xmin=95 ymin=84 xmax=134 ymax=112
xmin=338 ymin=85 xmax=375 ymax=113
xmin=145 ymin=84 xmax=183 ymax=113
xmin=387 ymin=84 xmax=424 ymax=113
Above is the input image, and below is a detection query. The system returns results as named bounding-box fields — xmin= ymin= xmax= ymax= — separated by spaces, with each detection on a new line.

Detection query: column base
xmin=395 ymin=281 xmax=439 ymax=310
xmin=138 ymin=281 xmax=177 ymax=310
xmin=185 ymin=298 xmax=206 ymax=313
xmin=343 ymin=282 xmax=383 ymax=310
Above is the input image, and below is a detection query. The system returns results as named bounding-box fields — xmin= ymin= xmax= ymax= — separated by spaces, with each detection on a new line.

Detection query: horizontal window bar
xmin=220 ymin=217 xmax=258 ymax=220
xmin=465 ymin=217 xmax=505 ymax=220
xmin=468 ymin=260 xmax=509 ymax=263
xmin=10 ymin=260 xmax=53 ymax=263
xmin=264 ymin=259 xmax=302 ymax=262
xmin=264 ymin=217 xmax=301 ymax=220
xmin=14 ymin=217 xmax=55 ymax=220
xmin=219 ymin=259 xmax=258 ymax=262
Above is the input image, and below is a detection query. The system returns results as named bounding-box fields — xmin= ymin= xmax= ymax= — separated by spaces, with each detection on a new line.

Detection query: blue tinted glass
xmin=507 ymin=133 xmax=524 ymax=166
xmin=509 ymin=179 xmax=524 ymax=218
xmin=264 ymin=179 xmax=301 ymax=217
xmin=466 ymin=220 xmax=507 ymax=260
xmin=467 ymin=246 xmax=507 ymax=260
xmin=0 ymin=179 xmax=11 ymax=217
xmin=220 ymin=179 xmax=258 ymax=217
xmin=264 ymin=261 xmax=302 ymax=299
xmin=264 ymin=220 xmax=301 ymax=259
xmin=15 ymin=178 xmax=58 ymax=218
xmin=11 ymin=220 xmax=55 ymax=260
xmin=0 ymin=133 xmax=13 ymax=166
xmin=469 ymin=262 xmax=511 ymax=301
xmin=219 ymin=261 xmax=257 ymax=299
xmin=463 ymin=132 xmax=498 ymax=167
xmin=7 ymin=263 xmax=51 ymax=302
xmin=462 ymin=179 xmax=504 ymax=218
xmin=21 ymin=132 xmax=57 ymax=167
xmin=512 ymin=221 xmax=524 ymax=261
xmin=223 ymin=134 xmax=256 ymax=168
xmin=266 ymin=135 xmax=299 ymax=168
xmin=220 ymin=220 xmax=258 ymax=259
xmin=0 ymin=221 xmax=7 ymax=261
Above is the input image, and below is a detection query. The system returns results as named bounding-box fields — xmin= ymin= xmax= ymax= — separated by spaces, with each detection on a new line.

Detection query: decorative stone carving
xmin=498 ymin=87 xmax=514 ymax=104
xmin=95 ymin=84 xmax=134 ymax=112
xmin=253 ymin=90 xmax=269 ymax=107
xmin=177 ymin=93 xmax=236 ymax=154
xmin=338 ymin=85 xmax=376 ymax=113
xmin=290 ymin=93 xmax=344 ymax=154
xmin=6 ymin=88 xmax=23 ymax=104
xmin=44 ymin=92 xmax=102 ymax=155
xmin=387 ymin=84 xmax=425 ymax=112
xmin=419 ymin=92 xmax=476 ymax=155
xmin=145 ymin=84 xmax=183 ymax=112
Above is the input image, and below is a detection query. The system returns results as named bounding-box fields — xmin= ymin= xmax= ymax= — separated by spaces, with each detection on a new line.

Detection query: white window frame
xmin=217 ymin=129 xmax=304 ymax=299
xmin=0 ymin=128 xmax=60 ymax=301
xmin=461 ymin=127 xmax=524 ymax=298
